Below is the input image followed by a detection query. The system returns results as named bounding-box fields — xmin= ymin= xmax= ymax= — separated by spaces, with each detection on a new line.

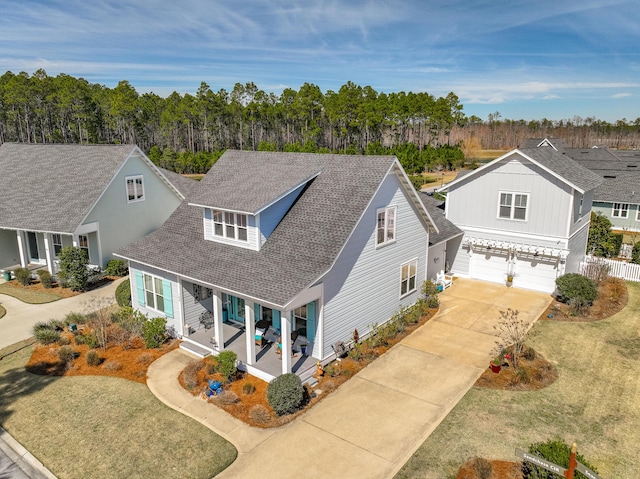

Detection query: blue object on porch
xmin=437 ymin=284 xmax=444 ymax=292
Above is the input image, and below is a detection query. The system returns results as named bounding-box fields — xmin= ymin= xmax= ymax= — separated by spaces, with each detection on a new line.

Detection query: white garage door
xmin=470 ymin=250 xmax=510 ymax=284
xmin=515 ymin=256 xmax=558 ymax=293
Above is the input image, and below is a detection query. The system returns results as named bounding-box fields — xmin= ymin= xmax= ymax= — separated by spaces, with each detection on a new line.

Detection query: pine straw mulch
xmin=459 ymin=277 xmax=629 ymax=478
xmin=26 ymin=329 xmax=179 ymax=384
xmin=179 ymin=307 xmax=439 ymax=428
xmin=2 ymin=275 xmax=118 ymax=300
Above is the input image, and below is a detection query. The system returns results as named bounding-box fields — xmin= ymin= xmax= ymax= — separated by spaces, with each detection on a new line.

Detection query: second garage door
xmin=470 ymin=249 xmax=510 ymax=285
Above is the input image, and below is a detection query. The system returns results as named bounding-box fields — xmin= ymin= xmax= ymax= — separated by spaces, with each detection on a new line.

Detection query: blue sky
xmin=1 ymin=0 xmax=639 ymax=122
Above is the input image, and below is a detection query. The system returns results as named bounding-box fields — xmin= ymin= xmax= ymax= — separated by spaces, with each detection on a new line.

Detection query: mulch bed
xmin=475 ymin=349 xmax=557 ymax=391
xmin=456 ymin=459 xmax=523 ymax=479
xmin=2 ymin=275 xmax=118 ymax=299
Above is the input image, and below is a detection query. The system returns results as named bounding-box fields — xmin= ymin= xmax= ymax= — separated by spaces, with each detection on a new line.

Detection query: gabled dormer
xmin=189 ymin=152 xmax=322 ymax=251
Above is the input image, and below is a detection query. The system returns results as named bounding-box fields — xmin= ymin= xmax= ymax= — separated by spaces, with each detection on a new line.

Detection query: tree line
xmin=1 ymin=70 xmax=639 ymax=174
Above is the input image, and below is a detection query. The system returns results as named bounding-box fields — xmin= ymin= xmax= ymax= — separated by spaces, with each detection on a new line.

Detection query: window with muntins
xmin=400 ymin=259 xmax=418 ymax=297
xmin=144 ymin=274 xmax=166 ymax=312
xmin=376 ymin=206 xmax=396 ymax=246
xmin=211 ymin=209 xmax=248 ymax=242
xmin=498 ymin=192 xmax=528 ymax=220
xmin=52 ymin=233 xmax=62 ymax=256
xmin=126 ymin=175 xmax=145 ymax=203
xmin=294 ymin=304 xmax=307 ymax=337
xmin=612 ymin=203 xmax=629 ymax=218
xmin=78 ymin=235 xmax=89 ymax=259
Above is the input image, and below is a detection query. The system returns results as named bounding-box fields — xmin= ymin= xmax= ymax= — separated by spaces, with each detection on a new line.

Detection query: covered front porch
xmin=181 ymin=322 xmax=318 ymax=382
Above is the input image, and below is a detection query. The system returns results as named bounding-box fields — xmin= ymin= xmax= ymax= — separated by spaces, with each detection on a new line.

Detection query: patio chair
xmin=199 ymin=310 xmax=214 ymax=330
xmin=436 ymin=270 xmax=453 ymax=290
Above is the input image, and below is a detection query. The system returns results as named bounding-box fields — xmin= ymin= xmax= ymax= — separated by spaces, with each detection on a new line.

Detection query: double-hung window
xmin=498 ymin=192 xmax=528 ymax=221
xmin=636 ymin=207 xmax=640 ymax=222
xmin=612 ymin=203 xmax=629 ymax=218
xmin=52 ymin=233 xmax=63 ymax=256
xmin=126 ymin=175 xmax=145 ymax=203
xmin=376 ymin=206 xmax=396 ymax=246
xmin=211 ymin=209 xmax=248 ymax=242
xmin=78 ymin=235 xmax=89 ymax=259
xmin=144 ymin=274 xmax=166 ymax=312
xmin=400 ymin=259 xmax=418 ymax=297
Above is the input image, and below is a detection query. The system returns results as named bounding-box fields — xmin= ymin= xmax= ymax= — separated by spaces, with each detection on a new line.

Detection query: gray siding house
xmin=116 ymin=150 xmax=437 ymax=382
xmin=0 ymin=143 xmax=186 ymax=275
xmin=443 ymin=148 xmax=602 ymax=293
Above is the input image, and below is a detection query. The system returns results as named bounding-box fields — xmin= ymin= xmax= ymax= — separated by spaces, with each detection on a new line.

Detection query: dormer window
xmin=211 ymin=209 xmax=248 ymax=242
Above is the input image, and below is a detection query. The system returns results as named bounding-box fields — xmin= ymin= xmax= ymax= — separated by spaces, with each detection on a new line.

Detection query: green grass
xmin=0 ymin=344 xmax=237 ymax=478
xmin=396 ymin=282 xmax=640 ymax=479
xmin=0 ymin=283 xmax=61 ymax=303
xmin=0 ymin=304 xmax=5 ymax=319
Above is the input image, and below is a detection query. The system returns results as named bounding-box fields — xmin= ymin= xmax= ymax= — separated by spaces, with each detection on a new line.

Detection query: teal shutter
xmin=272 ymin=310 xmax=281 ymax=331
xmin=254 ymin=302 xmax=261 ymax=322
xmin=162 ymin=279 xmax=173 ymax=318
xmin=306 ymin=301 xmax=316 ymax=342
xmin=135 ymin=271 xmax=145 ymax=307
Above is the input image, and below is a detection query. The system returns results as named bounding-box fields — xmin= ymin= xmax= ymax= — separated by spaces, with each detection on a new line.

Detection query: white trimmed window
xmin=52 ymin=233 xmax=62 ymax=256
xmin=144 ymin=274 xmax=166 ymax=312
xmin=294 ymin=305 xmax=308 ymax=337
xmin=636 ymin=207 xmax=640 ymax=221
xmin=376 ymin=206 xmax=396 ymax=246
xmin=400 ymin=259 xmax=418 ymax=297
xmin=612 ymin=203 xmax=629 ymax=218
xmin=498 ymin=192 xmax=528 ymax=221
xmin=78 ymin=235 xmax=89 ymax=258
xmin=211 ymin=209 xmax=248 ymax=242
xmin=126 ymin=175 xmax=145 ymax=203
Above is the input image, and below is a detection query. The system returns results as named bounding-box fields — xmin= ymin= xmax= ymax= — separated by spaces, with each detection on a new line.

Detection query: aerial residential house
xmin=442 ymin=147 xmax=602 ymax=293
xmin=116 ymin=150 xmax=437 ymax=381
xmin=0 ymin=143 xmax=187 ymax=275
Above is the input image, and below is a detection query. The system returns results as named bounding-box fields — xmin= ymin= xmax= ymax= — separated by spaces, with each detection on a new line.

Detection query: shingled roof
xmin=593 ymin=173 xmax=640 ymax=203
xmin=418 ymin=193 xmax=463 ymax=246
xmin=117 ymin=150 xmax=431 ymax=307
xmin=157 ymin=167 xmax=199 ymax=197
xmin=0 ymin=143 xmax=141 ymax=233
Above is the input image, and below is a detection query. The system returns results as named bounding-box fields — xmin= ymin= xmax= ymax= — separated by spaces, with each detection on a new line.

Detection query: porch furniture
xmin=436 ymin=270 xmax=453 ymax=290
xmin=199 ymin=310 xmax=214 ymax=329
xmin=254 ymin=319 xmax=271 ymax=346
xmin=263 ymin=326 xmax=279 ymax=344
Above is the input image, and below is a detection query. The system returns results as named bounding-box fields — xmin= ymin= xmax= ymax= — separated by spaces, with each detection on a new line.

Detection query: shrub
xmin=115 ymin=279 xmax=132 ymax=307
xmin=216 ymin=350 xmax=238 ymax=382
xmin=137 ymin=352 xmax=154 ymax=365
xmin=103 ymin=360 xmax=123 ymax=371
xmin=421 ymin=280 xmax=440 ymax=308
xmin=242 ymin=382 xmax=256 ymax=395
xmin=34 ymin=327 xmax=60 ymax=345
xmin=48 ymin=319 xmax=66 ymax=331
xmin=83 ymin=333 xmax=98 ymax=349
xmin=523 ymin=437 xmax=598 ymax=479
xmin=64 ymin=311 xmax=87 ymax=325
xmin=267 ymin=373 xmax=304 ymax=416
xmin=568 ymin=296 xmax=590 ymax=316
xmin=142 ymin=316 xmax=167 ymax=348
xmin=632 ymin=241 xmax=640 ymax=265
xmin=74 ymin=334 xmax=85 ymax=345
xmin=248 ymin=404 xmax=272 ymax=424
xmin=216 ymin=390 xmax=240 ymax=405
xmin=58 ymin=345 xmax=76 ymax=364
xmin=57 ymin=335 xmax=71 ymax=346
xmin=204 ymin=357 xmax=218 ymax=375
xmin=57 ymin=246 xmax=89 ymax=291
xmin=13 ymin=267 xmax=31 ymax=286
xmin=182 ymin=360 xmax=204 ymax=390
xmin=523 ymin=346 xmax=537 ymax=361
xmin=555 ymin=273 xmax=598 ymax=305
xmin=37 ymin=269 xmax=54 ymax=288
xmin=472 ymin=457 xmax=492 ymax=479
xmin=86 ymin=349 xmax=101 ymax=366
xmin=105 ymin=259 xmax=128 ymax=276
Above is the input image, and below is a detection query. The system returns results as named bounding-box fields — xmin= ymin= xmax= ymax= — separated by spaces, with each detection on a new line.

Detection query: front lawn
xmin=0 ymin=341 xmax=237 ymax=479
xmin=396 ymin=281 xmax=640 ymax=479
xmin=0 ymin=281 xmax=68 ymax=303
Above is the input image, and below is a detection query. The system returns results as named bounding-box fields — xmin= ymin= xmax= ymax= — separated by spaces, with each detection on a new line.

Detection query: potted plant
xmin=490 ymin=349 xmax=504 ymax=373
xmin=506 ymin=274 xmax=514 ymax=287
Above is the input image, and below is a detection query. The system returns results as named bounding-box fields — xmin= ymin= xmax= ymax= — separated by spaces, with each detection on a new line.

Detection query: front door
xmin=27 ymin=232 xmax=40 ymax=263
xmin=227 ymin=295 xmax=245 ymax=324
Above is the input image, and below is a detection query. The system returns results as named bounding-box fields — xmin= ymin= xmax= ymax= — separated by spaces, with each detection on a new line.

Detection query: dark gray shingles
xmin=117 ymin=150 xmax=398 ymax=306
xmin=519 ymin=148 xmax=603 ymax=192
xmin=593 ymin=174 xmax=640 ymax=203
xmin=157 ymin=168 xmax=198 ymax=197
xmin=418 ymin=193 xmax=463 ymax=246
xmin=0 ymin=143 xmax=136 ymax=232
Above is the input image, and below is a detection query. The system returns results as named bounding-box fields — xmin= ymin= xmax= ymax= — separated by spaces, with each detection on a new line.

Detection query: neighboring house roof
xmin=443 ymin=148 xmax=603 ymax=194
xmin=418 ymin=193 xmax=463 ymax=246
xmin=521 ymin=138 xmax=567 ymax=151
xmin=157 ymin=168 xmax=199 ymax=197
xmin=117 ymin=150 xmax=435 ymax=307
xmin=593 ymin=173 xmax=640 ymax=204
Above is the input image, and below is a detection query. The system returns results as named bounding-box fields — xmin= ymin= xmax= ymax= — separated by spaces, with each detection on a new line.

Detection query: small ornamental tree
xmin=587 ymin=212 xmax=619 ymax=257
xmin=493 ymin=308 xmax=532 ymax=369
xmin=267 ymin=373 xmax=304 ymax=416
xmin=57 ymin=246 xmax=89 ymax=291
xmin=632 ymin=241 xmax=640 ymax=265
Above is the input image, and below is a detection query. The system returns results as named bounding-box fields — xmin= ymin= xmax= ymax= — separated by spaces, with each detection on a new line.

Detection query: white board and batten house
xmin=442 ymin=148 xmax=603 ymax=293
xmin=116 ymin=150 xmax=438 ymax=382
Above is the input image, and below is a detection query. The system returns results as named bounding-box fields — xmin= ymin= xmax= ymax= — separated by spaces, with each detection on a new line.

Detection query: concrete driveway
xmin=148 ymin=278 xmax=552 ymax=479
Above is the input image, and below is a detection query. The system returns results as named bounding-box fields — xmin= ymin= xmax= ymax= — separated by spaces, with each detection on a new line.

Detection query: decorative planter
xmin=490 ymin=362 xmax=501 ymax=373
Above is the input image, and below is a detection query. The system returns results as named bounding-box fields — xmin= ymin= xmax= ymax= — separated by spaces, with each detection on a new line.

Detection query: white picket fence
xmin=581 ymin=255 xmax=640 ymax=282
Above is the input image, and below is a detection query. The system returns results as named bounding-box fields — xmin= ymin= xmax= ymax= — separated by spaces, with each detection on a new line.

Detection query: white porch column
xmin=212 ymin=291 xmax=224 ymax=352
xmin=244 ymin=300 xmax=256 ymax=366
xmin=281 ymin=310 xmax=292 ymax=374
xmin=43 ymin=234 xmax=54 ymax=274
xmin=16 ymin=231 xmax=28 ymax=267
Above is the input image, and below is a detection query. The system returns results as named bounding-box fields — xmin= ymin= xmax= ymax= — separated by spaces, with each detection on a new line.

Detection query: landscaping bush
xmin=37 ymin=269 xmax=54 ymax=288
xmin=64 ymin=311 xmax=87 ymax=325
xmin=216 ymin=351 xmax=238 ymax=382
xmin=555 ymin=273 xmax=598 ymax=305
xmin=471 ymin=457 xmax=492 ymax=479
xmin=83 ymin=333 xmax=98 ymax=349
xmin=115 ymin=278 xmax=132 ymax=307
xmin=32 ymin=322 xmax=61 ymax=345
xmin=632 ymin=241 xmax=640 ymax=265
xmin=183 ymin=360 xmax=204 ymax=390
xmin=105 ymin=259 xmax=128 ymax=277
xmin=13 ymin=267 xmax=31 ymax=286
xmin=216 ymin=390 xmax=240 ymax=405
xmin=267 ymin=373 xmax=304 ymax=416
xmin=142 ymin=316 xmax=167 ymax=348
xmin=523 ymin=437 xmax=598 ymax=479
xmin=58 ymin=345 xmax=76 ymax=365
xmin=103 ymin=360 xmax=123 ymax=371
xmin=57 ymin=335 xmax=71 ymax=346
xmin=248 ymin=404 xmax=272 ymax=424
xmin=57 ymin=246 xmax=89 ymax=291
xmin=86 ymin=349 xmax=101 ymax=366
xmin=48 ymin=319 xmax=66 ymax=331
xmin=421 ymin=280 xmax=440 ymax=308
xmin=242 ymin=382 xmax=256 ymax=395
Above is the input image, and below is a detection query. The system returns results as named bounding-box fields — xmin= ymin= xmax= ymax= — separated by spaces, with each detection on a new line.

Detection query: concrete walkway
xmin=148 ymin=278 xmax=552 ymax=479
xmin=0 ymin=277 xmax=125 ymax=350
